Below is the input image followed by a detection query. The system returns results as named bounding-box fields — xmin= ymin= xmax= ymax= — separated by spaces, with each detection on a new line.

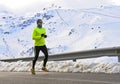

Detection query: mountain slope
xmin=0 ymin=6 xmax=120 ymax=58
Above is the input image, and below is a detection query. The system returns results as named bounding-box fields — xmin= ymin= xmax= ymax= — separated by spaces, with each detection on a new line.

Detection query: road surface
xmin=0 ymin=72 xmax=119 ymax=84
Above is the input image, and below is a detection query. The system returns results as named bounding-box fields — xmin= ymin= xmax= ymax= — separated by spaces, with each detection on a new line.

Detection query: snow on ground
xmin=0 ymin=57 xmax=120 ymax=73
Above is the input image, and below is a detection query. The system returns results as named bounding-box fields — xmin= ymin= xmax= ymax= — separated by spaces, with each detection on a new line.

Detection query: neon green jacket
xmin=32 ymin=27 xmax=46 ymax=46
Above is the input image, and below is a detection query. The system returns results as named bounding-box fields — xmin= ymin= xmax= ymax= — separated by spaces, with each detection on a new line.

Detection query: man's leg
xmin=32 ymin=46 xmax=40 ymax=69
xmin=31 ymin=46 xmax=40 ymax=74
xmin=41 ymin=45 xmax=48 ymax=71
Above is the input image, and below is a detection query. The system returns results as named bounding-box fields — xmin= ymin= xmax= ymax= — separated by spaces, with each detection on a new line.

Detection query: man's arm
xmin=32 ymin=30 xmax=41 ymax=40
xmin=41 ymin=28 xmax=47 ymax=38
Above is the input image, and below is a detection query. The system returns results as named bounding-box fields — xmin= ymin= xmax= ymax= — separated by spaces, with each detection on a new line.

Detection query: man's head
xmin=37 ymin=19 xmax=43 ymax=28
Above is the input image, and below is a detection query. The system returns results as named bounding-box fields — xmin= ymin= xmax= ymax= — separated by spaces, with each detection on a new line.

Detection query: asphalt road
xmin=0 ymin=72 xmax=119 ymax=84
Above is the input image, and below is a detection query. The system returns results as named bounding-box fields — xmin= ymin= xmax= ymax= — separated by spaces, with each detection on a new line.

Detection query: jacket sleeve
xmin=44 ymin=28 xmax=46 ymax=35
xmin=32 ymin=29 xmax=41 ymax=40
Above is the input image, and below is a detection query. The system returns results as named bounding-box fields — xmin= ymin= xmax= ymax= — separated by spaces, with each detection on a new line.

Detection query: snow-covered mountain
xmin=0 ymin=5 xmax=120 ymax=58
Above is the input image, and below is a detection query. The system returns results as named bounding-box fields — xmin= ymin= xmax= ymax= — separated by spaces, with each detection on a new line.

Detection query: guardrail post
xmin=118 ymin=56 xmax=120 ymax=62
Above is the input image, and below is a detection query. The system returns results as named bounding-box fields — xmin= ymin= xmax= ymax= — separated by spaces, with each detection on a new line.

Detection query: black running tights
xmin=32 ymin=45 xmax=48 ymax=69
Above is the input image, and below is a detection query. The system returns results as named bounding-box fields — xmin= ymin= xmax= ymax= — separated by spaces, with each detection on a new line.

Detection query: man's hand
xmin=44 ymin=35 xmax=47 ymax=38
xmin=41 ymin=34 xmax=44 ymax=37
xmin=41 ymin=34 xmax=47 ymax=38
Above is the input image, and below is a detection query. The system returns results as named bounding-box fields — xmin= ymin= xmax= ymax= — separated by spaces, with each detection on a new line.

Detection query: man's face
xmin=37 ymin=21 xmax=42 ymax=26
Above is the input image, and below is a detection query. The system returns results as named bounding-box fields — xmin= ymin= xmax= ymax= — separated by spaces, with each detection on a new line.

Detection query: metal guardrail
xmin=0 ymin=47 xmax=120 ymax=62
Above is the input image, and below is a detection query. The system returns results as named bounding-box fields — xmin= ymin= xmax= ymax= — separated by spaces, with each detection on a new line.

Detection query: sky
xmin=0 ymin=0 xmax=120 ymax=13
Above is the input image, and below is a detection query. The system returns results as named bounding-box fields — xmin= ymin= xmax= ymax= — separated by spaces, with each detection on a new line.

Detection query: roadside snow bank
xmin=0 ymin=61 xmax=120 ymax=73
